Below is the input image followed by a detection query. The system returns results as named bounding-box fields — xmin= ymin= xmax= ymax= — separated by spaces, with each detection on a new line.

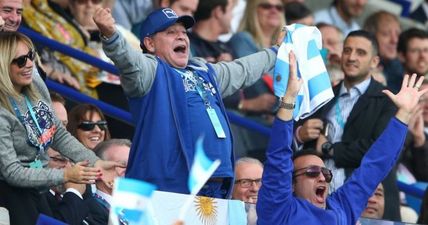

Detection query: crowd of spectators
xmin=1 ymin=0 xmax=428 ymax=224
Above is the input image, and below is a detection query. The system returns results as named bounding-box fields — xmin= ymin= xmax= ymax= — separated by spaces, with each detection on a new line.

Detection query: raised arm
xmin=210 ymin=48 xmax=278 ymax=98
xmin=93 ymin=8 xmax=158 ymax=98
xmin=331 ymin=74 xmax=428 ymax=224
xmin=210 ymin=29 xmax=285 ymax=98
xmin=256 ymin=52 xmax=302 ymax=224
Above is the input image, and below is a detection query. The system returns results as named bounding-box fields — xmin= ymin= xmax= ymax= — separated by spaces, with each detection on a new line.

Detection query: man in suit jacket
xmin=85 ymin=139 xmax=131 ymax=225
xmin=46 ymin=148 xmax=102 ymax=225
xmin=294 ymin=30 xmax=400 ymax=220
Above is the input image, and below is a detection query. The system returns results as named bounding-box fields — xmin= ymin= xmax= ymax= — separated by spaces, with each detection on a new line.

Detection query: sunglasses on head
xmin=78 ymin=120 xmax=108 ymax=131
xmin=293 ymin=165 xmax=333 ymax=183
xmin=11 ymin=49 xmax=35 ymax=68
xmin=258 ymin=3 xmax=284 ymax=11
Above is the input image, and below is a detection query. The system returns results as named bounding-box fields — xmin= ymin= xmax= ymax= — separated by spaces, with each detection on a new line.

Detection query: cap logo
xmin=162 ymin=8 xmax=178 ymax=19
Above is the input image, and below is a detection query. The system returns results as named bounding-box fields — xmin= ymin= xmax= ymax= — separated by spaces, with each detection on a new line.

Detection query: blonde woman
xmin=228 ymin=0 xmax=285 ymax=58
xmin=0 ymin=32 xmax=122 ymax=225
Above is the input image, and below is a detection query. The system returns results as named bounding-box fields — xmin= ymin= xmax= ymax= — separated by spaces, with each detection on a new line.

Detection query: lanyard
xmin=9 ymin=95 xmax=46 ymax=155
xmin=175 ymin=69 xmax=226 ymax=138
xmin=335 ymin=100 xmax=345 ymax=129
xmin=10 ymin=96 xmax=43 ymax=135
xmin=94 ymin=193 xmax=128 ymax=225
xmin=175 ymin=69 xmax=212 ymax=108
xmin=94 ymin=193 xmax=111 ymax=209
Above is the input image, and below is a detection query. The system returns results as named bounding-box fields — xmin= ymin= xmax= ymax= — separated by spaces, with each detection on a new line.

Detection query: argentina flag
xmin=188 ymin=137 xmax=221 ymax=195
xmin=274 ymin=24 xmax=334 ymax=120
xmin=110 ymin=178 xmax=157 ymax=225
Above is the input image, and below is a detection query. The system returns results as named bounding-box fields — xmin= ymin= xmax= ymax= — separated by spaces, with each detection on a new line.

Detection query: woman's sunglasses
xmin=11 ymin=49 xmax=36 ymax=68
xmin=258 ymin=3 xmax=284 ymax=11
xmin=293 ymin=165 xmax=333 ymax=183
xmin=78 ymin=121 xmax=108 ymax=131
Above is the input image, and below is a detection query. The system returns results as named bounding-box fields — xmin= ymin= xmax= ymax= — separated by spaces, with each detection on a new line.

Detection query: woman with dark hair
xmin=0 ymin=32 xmax=122 ymax=225
xmin=67 ymin=104 xmax=111 ymax=151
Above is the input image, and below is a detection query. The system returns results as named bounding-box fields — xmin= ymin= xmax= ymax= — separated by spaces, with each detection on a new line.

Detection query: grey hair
xmin=235 ymin=157 xmax=263 ymax=168
xmin=94 ymin=139 xmax=132 ymax=159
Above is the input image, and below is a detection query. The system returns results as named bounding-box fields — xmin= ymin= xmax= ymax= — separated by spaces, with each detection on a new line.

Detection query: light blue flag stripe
xmin=274 ymin=24 xmax=334 ymax=120
xmin=188 ymin=137 xmax=220 ymax=194
xmin=228 ymin=201 xmax=247 ymax=225
xmin=188 ymin=137 xmax=211 ymax=192
xmin=308 ymin=71 xmax=331 ymax=100
xmin=116 ymin=178 xmax=157 ymax=196
xmin=307 ymin=39 xmax=320 ymax=60
xmin=195 ymin=138 xmax=212 ymax=171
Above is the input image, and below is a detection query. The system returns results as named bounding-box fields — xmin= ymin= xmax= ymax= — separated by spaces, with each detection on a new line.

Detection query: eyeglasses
xmin=78 ymin=120 xmax=108 ymax=131
xmin=408 ymin=47 xmax=428 ymax=55
xmin=293 ymin=165 xmax=333 ymax=183
xmin=11 ymin=49 xmax=35 ymax=68
xmin=234 ymin=178 xmax=262 ymax=188
xmin=258 ymin=3 xmax=284 ymax=11
xmin=75 ymin=0 xmax=103 ymax=4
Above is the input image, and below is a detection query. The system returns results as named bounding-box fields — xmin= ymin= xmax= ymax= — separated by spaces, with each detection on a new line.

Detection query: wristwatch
xmin=279 ymin=97 xmax=295 ymax=110
xmin=100 ymin=33 xmax=111 ymax=41
xmin=321 ymin=142 xmax=333 ymax=158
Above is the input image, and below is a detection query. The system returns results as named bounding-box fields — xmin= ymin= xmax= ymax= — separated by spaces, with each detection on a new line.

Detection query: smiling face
xmin=341 ymin=36 xmax=379 ymax=86
xmin=401 ymin=38 xmax=428 ymax=76
xmin=144 ymin=23 xmax=190 ymax=68
xmin=0 ymin=0 xmax=22 ymax=31
xmin=9 ymin=41 xmax=33 ymax=93
xmin=76 ymin=111 xmax=106 ymax=150
xmin=376 ymin=17 xmax=400 ymax=60
xmin=293 ymin=155 xmax=329 ymax=209
xmin=361 ymin=183 xmax=385 ymax=219
xmin=232 ymin=162 xmax=263 ymax=203
xmin=257 ymin=0 xmax=284 ymax=31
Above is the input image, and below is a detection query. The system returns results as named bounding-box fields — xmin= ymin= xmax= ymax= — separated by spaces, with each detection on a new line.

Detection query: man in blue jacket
xmin=256 ymin=50 xmax=427 ymax=224
xmin=93 ymin=7 xmax=279 ymax=198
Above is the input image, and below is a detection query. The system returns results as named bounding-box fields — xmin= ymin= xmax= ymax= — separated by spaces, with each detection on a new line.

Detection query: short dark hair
xmin=285 ymin=2 xmax=312 ymax=23
xmin=194 ymin=0 xmax=228 ymax=22
xmin=345 ymin=30 xmax=379 ymax=56
xmin=66 ymin=104 xmax=111 ymax=143
xmin=292 ymin=148 xmax=322 ymax=162
xmin=397 ymin=28 xmax=428 ymax=54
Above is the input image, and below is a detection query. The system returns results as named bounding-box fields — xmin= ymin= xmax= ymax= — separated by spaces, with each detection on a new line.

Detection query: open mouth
xmin=174 ymin=44 xmax=187 ymax=54
xmin=315 ymin=186 xmax=326 ymax=202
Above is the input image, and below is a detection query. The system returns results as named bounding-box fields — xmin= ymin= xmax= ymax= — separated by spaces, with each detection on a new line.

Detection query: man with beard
xmin=398 ymin=28 xmax=428 ymax=78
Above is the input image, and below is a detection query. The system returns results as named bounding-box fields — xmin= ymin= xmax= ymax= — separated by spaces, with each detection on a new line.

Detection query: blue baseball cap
xmin=140 ymin=8 xmax=195 ymax=42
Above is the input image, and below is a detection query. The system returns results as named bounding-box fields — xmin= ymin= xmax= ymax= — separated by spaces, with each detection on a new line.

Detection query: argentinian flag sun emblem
xmin=195 ymin=196 xmax=218 ymax=225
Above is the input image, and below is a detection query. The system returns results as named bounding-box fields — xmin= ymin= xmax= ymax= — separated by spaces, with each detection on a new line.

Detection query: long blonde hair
xmin=238 ymin=0 xmax=285 ymax=48
xmin=0 ymin=32 xmax=39 ymax=113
